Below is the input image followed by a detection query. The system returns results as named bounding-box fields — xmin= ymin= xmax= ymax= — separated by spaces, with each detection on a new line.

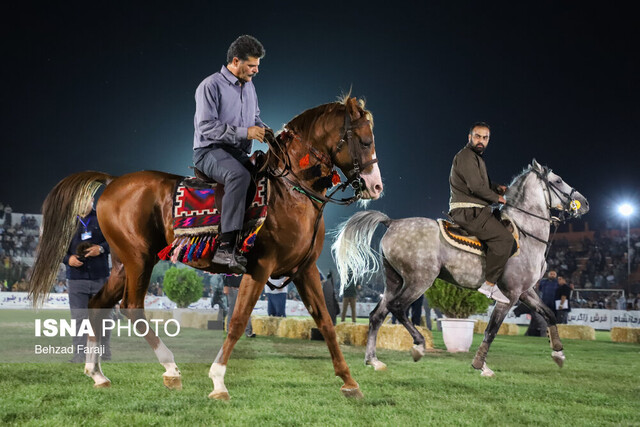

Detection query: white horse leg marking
xmin=208 ymin=362 xmax=230 ymax=400
xmin=551 ymin=350 xmax=566 ymax=367
xmin=366 ymin=359 xmax=388 ymax=371
xmin=155 ymin=339 xmax=181 ymax=378
xmin=480 ymin=362 xmax=495 ymax=377
xmin=411 ymin=344 xmax=427 ymax=362
xmin=84 ymin=339 xmax=110 ymax=387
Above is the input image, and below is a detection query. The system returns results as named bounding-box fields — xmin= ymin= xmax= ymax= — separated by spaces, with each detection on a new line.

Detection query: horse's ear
xmin=346 ymin=97 xmax=362 ymax=121
xmin=531 ymin=159 xmax=543 ymax=171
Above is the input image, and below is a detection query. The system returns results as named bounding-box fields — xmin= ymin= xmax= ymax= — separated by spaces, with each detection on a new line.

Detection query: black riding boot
xmin=212 ymin=231 xmax=247 ymax=274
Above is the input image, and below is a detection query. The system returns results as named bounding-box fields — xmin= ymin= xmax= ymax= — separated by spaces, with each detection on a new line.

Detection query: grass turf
xmin=0 ymin=310 xmax=638 ymax=426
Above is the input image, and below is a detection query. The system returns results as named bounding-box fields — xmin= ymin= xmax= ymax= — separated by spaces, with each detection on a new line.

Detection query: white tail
xmin=331 ymin=210 xmax=391 ymax=295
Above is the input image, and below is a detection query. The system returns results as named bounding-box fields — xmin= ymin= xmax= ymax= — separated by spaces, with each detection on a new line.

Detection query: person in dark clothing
xmin=322 ymin=271 xmax=340 ymax=325
xmin=554 ymin=276 xmax=571 ymax=324
xmin=538 ymin=270 xmax=559 ymax=314
xmin=513 ymin=302 xmax=548 ymax=336
xmin=341 ymin=279 xmax=359 ymax=323
xmin=392 ymin=294 xmax=424 ymax=326
xmin=223 ymin=274 xmax=255 ymax=337
xmin=448 ymin=122 xmax=512 ymax=303
xmin=63 ymin=198 xmax=111 ymax=362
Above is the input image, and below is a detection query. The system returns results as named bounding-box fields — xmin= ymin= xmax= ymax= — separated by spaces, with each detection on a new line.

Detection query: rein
xmin=505 ymin=167 xmax=578 ymax=259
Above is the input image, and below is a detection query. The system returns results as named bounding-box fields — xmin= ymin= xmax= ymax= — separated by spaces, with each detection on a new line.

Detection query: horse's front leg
xmin=209 ymin=272 xmax=265 ymax=400
xmin=294 ymin=264 xmax=363 ymax=399
xmin=472 ymin=291 xmax=516 ymax=377
xmin=519 ymin=288 xmax=565 ymax=367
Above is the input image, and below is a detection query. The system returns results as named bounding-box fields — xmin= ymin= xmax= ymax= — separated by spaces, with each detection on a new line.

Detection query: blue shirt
xmin=538 ymin=278 xmax=558 ymax=307
xmin=193 ymin=65 xmax=264 ymax=153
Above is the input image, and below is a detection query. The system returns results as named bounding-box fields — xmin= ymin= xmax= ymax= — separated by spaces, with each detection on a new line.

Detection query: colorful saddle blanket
xmin=158 ymin=176 xmax=269 ymax=263
xmin=437 ymin=214 xmax=520 ymax=257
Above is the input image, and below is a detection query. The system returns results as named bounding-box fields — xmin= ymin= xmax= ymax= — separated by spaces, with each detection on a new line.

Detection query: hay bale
xmin=376 ymin=324 xmax=434 ymax=351
xmin=145 ymin=309 xmax=173 ymax=322
xmin=335 ymin=322 xmax=369 ymax=346
xmin=276 ymin=317 xmax=316 ymax=339
xmin=251 ymin=315 xmax=283 ymax=336
xmin=179 ymin=312 xmax=218 ymax=329
xmin=474 ymin=320 xmax=519 ymax=335
xmin=557 ymin=324 xmax=595 ymax=340
xmin=611 ymin=327 xmax=640 ymax=343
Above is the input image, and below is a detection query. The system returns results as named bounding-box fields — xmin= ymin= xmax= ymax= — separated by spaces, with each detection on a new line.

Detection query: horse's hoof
xmin=163 ymin=376 xmax=182 ymax=390
xmin=341 ymin=386 xmax=364 ymax=399
xmin=411 ymin=344 xmax=426 ymax=362
xmin=480 ymin=363 xmax=495 ymax=377
xmin=552 ymin=350 xmax=565 ymax=368
xmin=208 ymin=390 xmax=230 ymax=401
xmin=93 ymin=380 xmax=111 ymax=388
xmin=366 ymin=359 xmax=387 ymax=371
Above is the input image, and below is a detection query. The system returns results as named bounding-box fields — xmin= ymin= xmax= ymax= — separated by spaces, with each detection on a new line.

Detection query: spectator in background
xmin=223 ymin=274 xmax=255 ymax=337
xmin=53 ymin=280 xmax=67 ymax=293
xmin=265 ymin=277 xmax=287 ymax=317
xmin=322 ymin=271 xmax=340 ymax=325
xmin=554 ymin=276 xmax=571 ymax=324
xmin=392 ymin=295 xmax=425 ymax=326
xmin=63 ymin=198 xmax=111 ymax=363
xmin=341 ymin=278 xmax=360 ymax=323
xmin=210 ymin=274 xmax=227 ymax=324
xmin=538 ymin=270 xmax=559 ymax=314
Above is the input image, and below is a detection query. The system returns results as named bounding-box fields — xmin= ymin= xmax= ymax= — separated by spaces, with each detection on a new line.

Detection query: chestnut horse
xmin=29 ymin=97 xmax=383 ymax=399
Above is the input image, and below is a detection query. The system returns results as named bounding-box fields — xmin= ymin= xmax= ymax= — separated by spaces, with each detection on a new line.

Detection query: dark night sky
xmin=2 ymin=1 xmax=639 ymax=273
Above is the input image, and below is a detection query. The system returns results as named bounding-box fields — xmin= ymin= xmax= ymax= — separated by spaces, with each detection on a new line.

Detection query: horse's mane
xmin=505 ymin=166 xmax=535 ymax=207
xmin=285 ymin=95 xmax=373 ymax=136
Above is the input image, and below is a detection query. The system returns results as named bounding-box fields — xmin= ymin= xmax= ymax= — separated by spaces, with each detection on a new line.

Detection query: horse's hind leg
xmin=84 ymin=257 xmax=125 ymax=388
xmin=365 ymin=256 xmax=402 ymax=370
xmin=293 ymin=264 xmax=362 ymax=399
xmin=519 ymin=288 xmax=565 ymax=367
xmin=119 ymin=257 xmax=182 ymax=389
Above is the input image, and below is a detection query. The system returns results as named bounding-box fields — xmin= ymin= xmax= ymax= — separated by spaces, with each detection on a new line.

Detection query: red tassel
xmin=157 ymin=244 xmax=172 ymax=260
xmin=299 ymin=154 xmax=310 ymax=168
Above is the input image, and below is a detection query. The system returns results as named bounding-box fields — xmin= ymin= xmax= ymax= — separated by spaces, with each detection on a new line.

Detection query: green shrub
xmin=162 ymin=267 xmax=203 ymax=308
xmin=426 ymin=278 xmax=491 ymax=318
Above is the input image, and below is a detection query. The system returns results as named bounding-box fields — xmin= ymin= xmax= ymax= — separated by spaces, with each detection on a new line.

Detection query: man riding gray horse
xmin=449 ymin=122 xmax=513 ymax=303
xmin=333 ymin=159 xmax=589 ymax=376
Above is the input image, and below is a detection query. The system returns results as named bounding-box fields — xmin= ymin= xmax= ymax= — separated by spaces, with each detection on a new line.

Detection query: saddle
xmin=157 ymin=154 xmax=269 ymax=264
xmin=437 ymin=213 xmax=520 ymax=257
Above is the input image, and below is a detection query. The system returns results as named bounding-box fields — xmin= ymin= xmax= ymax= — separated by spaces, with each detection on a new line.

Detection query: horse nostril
xmin=375 ymin=184 xmax=383 ymax=193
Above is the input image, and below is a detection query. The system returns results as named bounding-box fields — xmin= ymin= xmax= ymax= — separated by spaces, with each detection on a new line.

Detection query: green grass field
xmin=1 ymin=310 xmax=639 ymax=426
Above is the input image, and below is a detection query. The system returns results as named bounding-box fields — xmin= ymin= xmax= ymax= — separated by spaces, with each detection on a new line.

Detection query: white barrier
xmin=471 ymin=306 xmax=640 ymax=330
xmin=4 ymin=292 xmax=636 ymax=330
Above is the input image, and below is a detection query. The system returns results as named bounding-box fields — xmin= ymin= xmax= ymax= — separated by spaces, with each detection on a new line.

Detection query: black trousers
xmin=450 ymin=206 xmax=515 ymax=284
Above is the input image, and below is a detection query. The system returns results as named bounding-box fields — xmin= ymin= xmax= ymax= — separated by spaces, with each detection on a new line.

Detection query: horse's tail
xmin=29 ymin=171 xmax=115 ymax=307
xmin=331 ymin=210 xmax=392 ymax=295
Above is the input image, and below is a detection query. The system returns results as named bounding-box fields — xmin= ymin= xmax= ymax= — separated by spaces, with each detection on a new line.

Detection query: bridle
xmin=265 ymin=104 xmax=378 ymax=206
xmin=262 ymin=104 xmax=379 ymax=290
xmin=505 ymin=166 xmax=582 ymax=257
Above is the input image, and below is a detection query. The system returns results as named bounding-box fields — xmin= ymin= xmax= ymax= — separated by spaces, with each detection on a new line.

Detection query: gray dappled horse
xmin=332 ymin=160 xmax=588 ymax=376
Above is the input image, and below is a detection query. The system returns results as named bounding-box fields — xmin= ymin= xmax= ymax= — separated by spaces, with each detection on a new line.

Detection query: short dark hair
xmin=469 ymin=121 xmax=490 ymax=134
xmin=226 ymin=35 xmax=265 ymax=63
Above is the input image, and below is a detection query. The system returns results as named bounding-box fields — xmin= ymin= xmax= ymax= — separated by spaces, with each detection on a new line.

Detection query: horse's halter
xmin=532 ymin=167 xmax=582 ymax=221
xmin=333 ymin=106 xmax=379 ymax=196
xmin=505 ymin=166 xmax=582 ymax=259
